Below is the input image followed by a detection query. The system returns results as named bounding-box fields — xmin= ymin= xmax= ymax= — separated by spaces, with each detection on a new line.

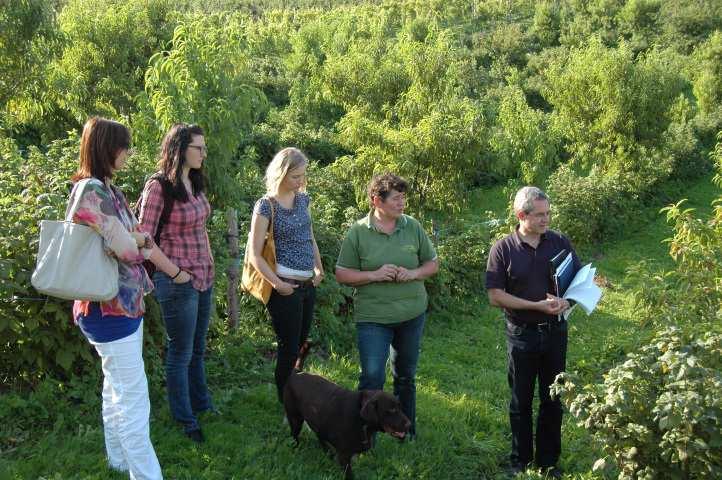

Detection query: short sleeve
xmin=336 ymin=227 xmax=362 ymax=270
xmin=300 ymin=192 xmax=311 ymax=210
xmin=485 ymin=240 xmax=507 ymax=291
xmin=253 ymin=197 xmax=272 ymax=219
xmin=416 ymin=221 xmax=437 ymax=263
xmin=562 ymin=234 xmax=583 ymax=272
xmin=138 ymin=179 xmax=164 ymax=237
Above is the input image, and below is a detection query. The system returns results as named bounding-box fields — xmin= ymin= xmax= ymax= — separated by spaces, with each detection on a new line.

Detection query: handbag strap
xmin=64 ymin=178 xmax=94 ymax=222
xmin=267 ymin=195 xmax=275 ymax=239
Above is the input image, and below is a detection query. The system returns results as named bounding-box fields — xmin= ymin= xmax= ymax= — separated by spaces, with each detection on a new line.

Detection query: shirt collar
xmin=513 ymin=224 xmax=547 ymax=248
xmin=365 ymin=210 xmax=407 ymax=233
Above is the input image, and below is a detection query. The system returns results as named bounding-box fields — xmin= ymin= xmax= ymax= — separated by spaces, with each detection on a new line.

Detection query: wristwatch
xmin=143 ymin=235 xmax=152 ymax=249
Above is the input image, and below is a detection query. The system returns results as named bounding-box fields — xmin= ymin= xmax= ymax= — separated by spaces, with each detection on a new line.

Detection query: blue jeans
xmin=153 ymin=272 xmax=213 ymax=432
xmin=506 ymin=319 xmax=567 ymax=468
xmin=356 ymin=312 xmax=426 ymax=436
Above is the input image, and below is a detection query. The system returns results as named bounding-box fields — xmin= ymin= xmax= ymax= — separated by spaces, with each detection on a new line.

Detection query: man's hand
xmin=370 ymin=264 xmax=399 ymax=282
xmin=394 ymin=266 xmax=417 ymax=282
xmin=537 ymin=294 xmax=570 ymax=315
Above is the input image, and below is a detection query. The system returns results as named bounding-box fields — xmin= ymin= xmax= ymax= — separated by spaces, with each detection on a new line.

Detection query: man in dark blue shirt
xmin=486 ymin=186 xmax=581 ymax=478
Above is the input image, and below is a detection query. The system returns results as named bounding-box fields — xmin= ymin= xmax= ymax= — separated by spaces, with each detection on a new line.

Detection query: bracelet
xmin=171 ymin=267 xmax=182 ymax=280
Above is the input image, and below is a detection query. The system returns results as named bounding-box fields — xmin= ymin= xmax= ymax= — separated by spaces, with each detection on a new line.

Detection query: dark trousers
xmin=266 ymin=285 xmax=316 ymax=402
xmin=506 ymin=319 xmax=567 ymax=469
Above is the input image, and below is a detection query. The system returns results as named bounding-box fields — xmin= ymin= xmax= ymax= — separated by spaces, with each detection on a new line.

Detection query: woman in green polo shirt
xmin=335 ymin=173 xmax=438 ymax=439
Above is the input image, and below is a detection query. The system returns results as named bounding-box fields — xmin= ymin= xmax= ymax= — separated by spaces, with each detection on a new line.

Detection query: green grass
xmin=1 ymin=175 xmax=718 ymax=480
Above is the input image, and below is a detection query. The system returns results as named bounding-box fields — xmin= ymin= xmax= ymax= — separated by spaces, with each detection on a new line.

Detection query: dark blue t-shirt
xmin=253 ymin=193 xmax=315 ymax=271
xmin=77 ymin=302 xmax=142 ymax=343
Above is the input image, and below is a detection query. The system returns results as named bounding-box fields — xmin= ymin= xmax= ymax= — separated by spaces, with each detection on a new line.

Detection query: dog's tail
xmin=293 ymin=339 xmax=312 ymax=372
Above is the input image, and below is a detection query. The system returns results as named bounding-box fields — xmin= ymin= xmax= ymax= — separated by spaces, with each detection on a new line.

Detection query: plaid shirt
xmin=138 ymin=178 xmax=214 ymax=291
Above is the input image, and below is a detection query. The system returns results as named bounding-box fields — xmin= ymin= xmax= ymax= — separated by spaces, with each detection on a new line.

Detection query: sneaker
xmin=185 ymin=428 xmax=205 ymax=443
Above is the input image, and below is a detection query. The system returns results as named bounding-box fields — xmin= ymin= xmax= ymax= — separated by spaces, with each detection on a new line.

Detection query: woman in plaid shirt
xmin=139 ymin=124 xmax=215 ymax=443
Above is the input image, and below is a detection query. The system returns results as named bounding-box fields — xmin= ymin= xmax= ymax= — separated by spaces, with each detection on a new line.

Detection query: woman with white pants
xmin=70 ymin=117 xmax=173 ymax=479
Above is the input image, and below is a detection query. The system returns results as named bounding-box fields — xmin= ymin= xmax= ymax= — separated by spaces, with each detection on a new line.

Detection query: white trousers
xmin=90 ymin=321 xmax=163 ymax=480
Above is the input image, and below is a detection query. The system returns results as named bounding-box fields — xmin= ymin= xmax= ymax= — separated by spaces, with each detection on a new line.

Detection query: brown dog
xmin=283 ymin=371 xmax=410 ymax=479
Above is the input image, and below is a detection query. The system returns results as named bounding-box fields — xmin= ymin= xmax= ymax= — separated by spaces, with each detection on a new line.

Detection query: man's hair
xmin=513 ymin=186 xmax=549 ymax=215
xmin=366 ymin=173 xmax=408 ymax=207
xmin=73 ymin=116 xmax=130 ymax=182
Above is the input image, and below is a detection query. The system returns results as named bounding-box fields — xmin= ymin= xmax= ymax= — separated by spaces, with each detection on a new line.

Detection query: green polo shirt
xmin=336 ymin=212 xmax=437 ymax=324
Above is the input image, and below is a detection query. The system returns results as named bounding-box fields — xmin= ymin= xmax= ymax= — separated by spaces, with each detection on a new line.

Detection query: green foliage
xmin=553 ymin=326 xmax=722 ymax=479
xmin=321 ymin=14 xmax=486 ymax=213
xmin=546 ymin=164 xmax=631 ymax=246
xmin=0 ymin=136 xmax=90 ymax=383
xmin=426 ymin=219 xmax=491 ymax=311
xmin=631 ymin=132 xmax=722 ymax=326
xmin=490 ymin=84 xmax=561 ymax=184
xmin=0 ymin=0 xmax=59 ymax=115
xmin=543 ymin=39 xmax=685 ymax=177
xmin=33 ymin=0 xmax=179 ymax=138
xmin=139 ymin=13 xmax=268 ymax=207
xmin=690 ymin=31 xmax=722 ymax=133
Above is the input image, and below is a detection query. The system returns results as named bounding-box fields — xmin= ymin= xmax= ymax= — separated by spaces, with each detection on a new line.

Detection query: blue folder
xmin=550 ymin=249 xmax=575 ymax=297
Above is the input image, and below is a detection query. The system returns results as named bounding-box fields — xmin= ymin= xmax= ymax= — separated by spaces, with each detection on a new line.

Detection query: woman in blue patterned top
xmin=248 ymin=147 xmax=324 ymax=402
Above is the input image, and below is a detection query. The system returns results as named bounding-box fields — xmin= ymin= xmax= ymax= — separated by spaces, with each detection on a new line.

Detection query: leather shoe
xmin=185 ymin=428 xmax=205 ymax=443
xmin=542 ymin=466 xmax=563 ymax=479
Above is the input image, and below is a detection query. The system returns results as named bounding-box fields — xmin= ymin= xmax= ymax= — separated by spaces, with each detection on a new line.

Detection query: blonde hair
xmin=264 ymin=147 xmax=309 ymax=195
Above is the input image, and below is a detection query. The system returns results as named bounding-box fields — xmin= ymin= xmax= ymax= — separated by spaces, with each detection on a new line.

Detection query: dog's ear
xmin=360 ymin=390 xmax=381 ymax=425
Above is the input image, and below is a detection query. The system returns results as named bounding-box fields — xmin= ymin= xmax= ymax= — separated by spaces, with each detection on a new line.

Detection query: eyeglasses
xmin=188 ymin=144 xmax=208 ymax=154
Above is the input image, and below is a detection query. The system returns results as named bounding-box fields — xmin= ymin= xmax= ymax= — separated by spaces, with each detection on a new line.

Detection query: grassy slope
xmin=0 ymin=175 xmax=717 ymax=480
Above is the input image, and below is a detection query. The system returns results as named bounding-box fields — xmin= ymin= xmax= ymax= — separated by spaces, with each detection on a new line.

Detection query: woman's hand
xmin=312 ymin=268 xmax=324 ymax=287
xmin=274 ymin=280 xmax=298 ymax=296
xmin=370 ymin=264 xmax=398 ymax=282
xmin=394 ymin=267 xmax=418 ymax=282
xmin=130 ymin=231 xmax=147 ymax=247
xmin=172 ymin=270 xmax=192 ymax=284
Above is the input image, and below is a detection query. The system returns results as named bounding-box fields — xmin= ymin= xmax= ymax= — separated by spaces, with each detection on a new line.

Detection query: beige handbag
xmin=241 ymin=197 xmax=276 ymax=304
xmin=31 ymin=179 xmax=119 ymax=301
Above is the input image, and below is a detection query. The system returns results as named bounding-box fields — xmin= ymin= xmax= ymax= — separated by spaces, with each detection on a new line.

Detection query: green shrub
xmin=552 ymin=326 xmax=722 ymax=479
xmin=0 ymin=135 xmax=167 ymax=385
xmin=545 ymin=164 xmax=631 ymax=246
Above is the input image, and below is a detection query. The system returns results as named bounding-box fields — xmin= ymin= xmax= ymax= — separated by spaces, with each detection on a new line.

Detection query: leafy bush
xmin=552 ymin=327 xmax=722 ymax=479
xmin=0 ymin=136 xmax=167 ymax=385
xmin=631 ymin=131 xmax=722 ymax=326
xmin=426 ymin=219 xmax=491 ymax=311
xmin=546 ymin=164 xmax=631 ymax=246
xmin=138 ymin=13 xmax=268 ymax=208
xmin=552 ymin=135 xmax=722 ymax=478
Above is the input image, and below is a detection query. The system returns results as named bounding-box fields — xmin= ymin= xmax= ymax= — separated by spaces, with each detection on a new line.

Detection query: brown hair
xmin=72 ymin=117 xmax=131 ymax=182
xmin=157 ymin=123 xmax=206 ymax=201
xmin=366 ymin=173 xmax=408 ymax=207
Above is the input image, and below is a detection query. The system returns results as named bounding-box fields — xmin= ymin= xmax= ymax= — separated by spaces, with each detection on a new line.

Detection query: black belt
xmin=507 ymin=318 xmax=565 ymax=331
xmin=279 ymin=276 xmax=314 ymax=288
